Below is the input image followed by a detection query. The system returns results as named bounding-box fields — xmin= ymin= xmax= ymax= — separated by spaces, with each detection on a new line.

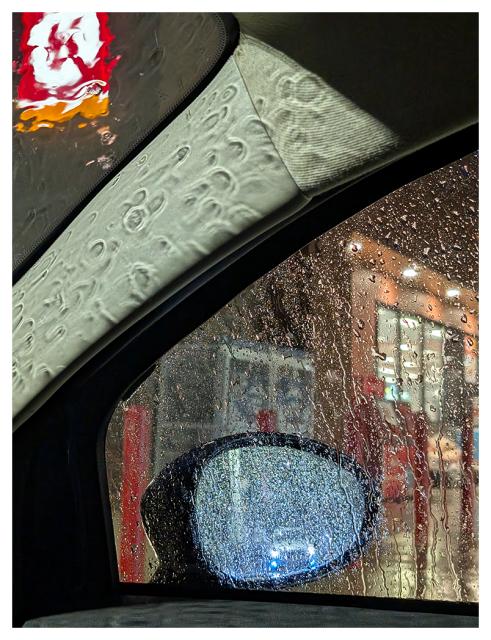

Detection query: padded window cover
xmin=235 ymin=13 xmax=478 ymax=143
xmin=234 ymin=35 xmax=399 ymax=196
xmin=12 ymin=56 xmax=308 ymax=425
xmin=12 ymin=13 xmax=234 ymax=279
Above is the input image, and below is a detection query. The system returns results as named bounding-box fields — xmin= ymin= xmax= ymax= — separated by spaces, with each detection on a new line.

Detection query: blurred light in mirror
xmin=195 ymin=446 xmax=366 ymax=586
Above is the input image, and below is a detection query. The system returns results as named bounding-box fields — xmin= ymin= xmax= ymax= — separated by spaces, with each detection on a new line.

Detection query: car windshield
xmin=12 ymin=12 xmax=226 ymax=276
xmin=106 ymin=153 xmax=478 ymax=601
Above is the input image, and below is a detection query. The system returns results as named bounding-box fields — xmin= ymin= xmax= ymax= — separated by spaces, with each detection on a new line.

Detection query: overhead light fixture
xmin=403 ymin=268 xmax=417 ymax=277
xmin=447 ymin=289 xmax=460 ymax=297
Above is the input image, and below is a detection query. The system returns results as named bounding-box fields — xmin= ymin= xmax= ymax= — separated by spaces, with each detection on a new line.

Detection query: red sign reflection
xmin=16 ymin=12 xmax=118 ymax=131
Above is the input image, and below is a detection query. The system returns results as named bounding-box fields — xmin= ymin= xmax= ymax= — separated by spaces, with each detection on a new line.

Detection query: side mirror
xmin=141 ymin=433 xmax=380 ymax=589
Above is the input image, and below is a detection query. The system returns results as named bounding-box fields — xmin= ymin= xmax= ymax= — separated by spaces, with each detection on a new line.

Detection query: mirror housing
xmin=141 ymin=433 xmax=380 ymax=589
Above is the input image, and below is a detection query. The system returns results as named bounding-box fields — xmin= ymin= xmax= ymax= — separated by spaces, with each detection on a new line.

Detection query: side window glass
xmin=106 ymin=153 xmax=478 ymax=600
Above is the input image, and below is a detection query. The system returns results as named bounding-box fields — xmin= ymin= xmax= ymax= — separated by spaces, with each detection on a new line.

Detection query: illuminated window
xmin=106 ymin=154 xmax=478 ymax=602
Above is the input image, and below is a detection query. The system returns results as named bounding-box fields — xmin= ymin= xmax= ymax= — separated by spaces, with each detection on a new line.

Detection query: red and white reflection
xmin=16 ymin=12 xmax=118 ymax=131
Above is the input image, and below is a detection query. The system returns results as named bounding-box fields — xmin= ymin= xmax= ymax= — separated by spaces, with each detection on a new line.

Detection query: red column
xmin=399 ymin=404 xmax=429 ymax=598
xmin=255 ymin=409 xmax=277 ymax=433
xmin=411 ymin=413 xmax=430 ymax=547
xmin=457 ymin=412 xmax=476 ymax=599
xmin=343 ymin=408 xmax=364 ymax=467
xmin=119 ymin=405 xmax=152 ymax=582
xmin=460 ymin=413 xmax=474 ymax=544
xmin=363 ymin=394 xmax=385 ymax=483
xmin=343 ymin=394 xmax=384 ymax=482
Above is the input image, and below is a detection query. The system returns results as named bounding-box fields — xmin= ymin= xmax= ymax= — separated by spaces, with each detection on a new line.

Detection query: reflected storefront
xmin=306 ymin=153 xmax=478 ymax=601
xmin=106 ymin=153 xmax=478 ymax=601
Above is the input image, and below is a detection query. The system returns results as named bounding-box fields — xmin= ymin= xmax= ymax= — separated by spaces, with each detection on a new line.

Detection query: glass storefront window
xmin=106 ymin=153 xmax=478 ymax=601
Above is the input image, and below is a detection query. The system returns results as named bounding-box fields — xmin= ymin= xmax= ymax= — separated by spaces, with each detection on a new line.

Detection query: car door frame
xmin=13 ymin=123 xmax=479 ymax=627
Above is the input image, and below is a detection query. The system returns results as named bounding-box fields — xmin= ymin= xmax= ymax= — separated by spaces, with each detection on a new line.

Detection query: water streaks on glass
xmin=195 ymin=446 xmax=366 ymax=585
xmin=106 ymin=153 xmax=478 ymax=600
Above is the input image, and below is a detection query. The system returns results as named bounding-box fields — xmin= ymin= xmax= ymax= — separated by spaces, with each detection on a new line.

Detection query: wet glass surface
xmin=12 ymin=12 xmax=225 ymax=272
xmin=195 ymin=446 xmax=365 ymax=584
xmin=106 ymin=153 xmax=478 ymax=600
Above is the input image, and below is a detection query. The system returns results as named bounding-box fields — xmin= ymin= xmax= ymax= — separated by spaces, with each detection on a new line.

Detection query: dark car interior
xmin=13 ymin=13 xmax=478 ymax=627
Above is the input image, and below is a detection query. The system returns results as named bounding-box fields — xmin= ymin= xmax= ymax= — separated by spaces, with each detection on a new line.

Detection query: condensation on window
xmin=106 ymin=152 xmax=478 ymax=601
